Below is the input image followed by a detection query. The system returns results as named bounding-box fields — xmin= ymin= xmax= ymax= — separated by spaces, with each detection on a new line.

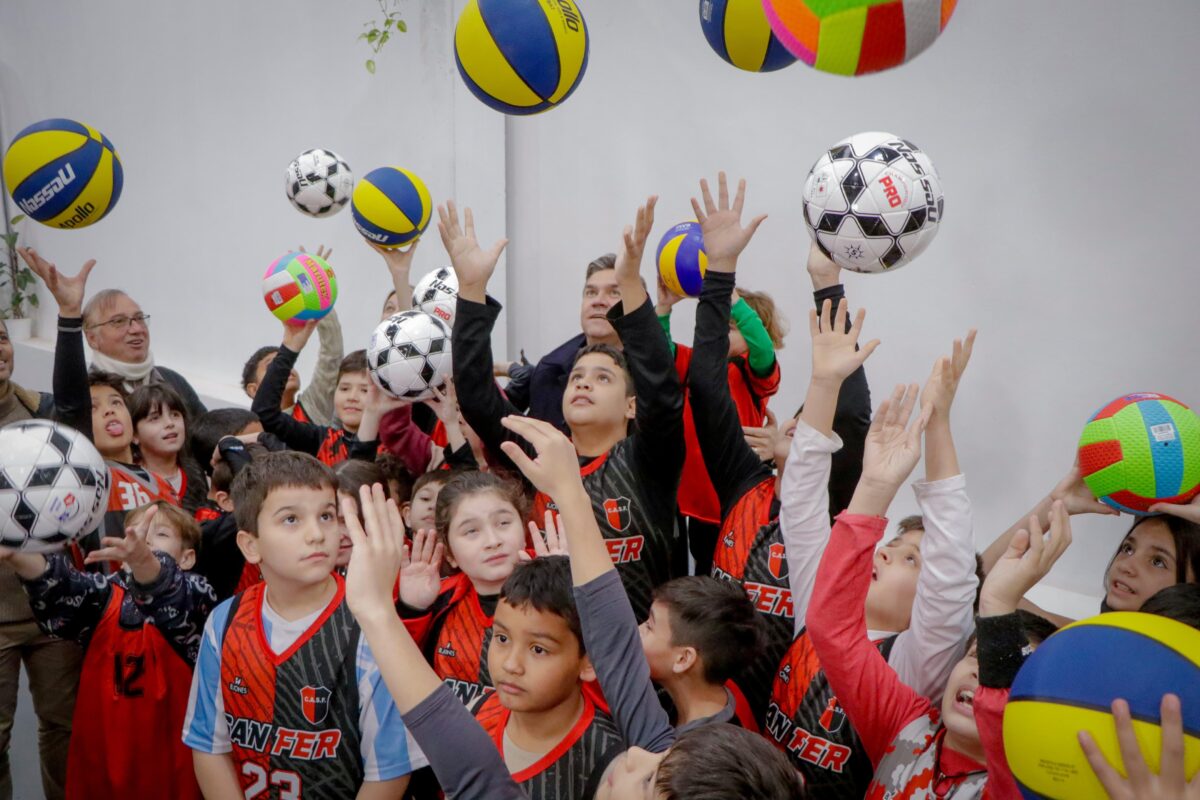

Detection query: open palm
xmin=862 ymin=384 xmax=928 ymax=488
xmin=437 ymin=201 xmax=507 ymax=291
xmin=691 ymin=172 xmax=767 ymax=268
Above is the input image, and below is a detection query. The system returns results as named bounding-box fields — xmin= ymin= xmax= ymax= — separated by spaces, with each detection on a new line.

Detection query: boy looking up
xmin=182 ymin=451 xmax=426 ymax=799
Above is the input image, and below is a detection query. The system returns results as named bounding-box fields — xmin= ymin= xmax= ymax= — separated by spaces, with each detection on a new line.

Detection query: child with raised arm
xmin=2 ymin=502 xmax=215 ymax=799
xmin=182 ymin=451 xmax=426 ymax=799
xmin=444 ymin=197 xmax=685 ymax=621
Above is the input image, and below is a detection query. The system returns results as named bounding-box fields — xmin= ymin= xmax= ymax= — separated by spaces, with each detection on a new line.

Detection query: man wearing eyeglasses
xmin=82 ymin=289 xmax=206 ymax=418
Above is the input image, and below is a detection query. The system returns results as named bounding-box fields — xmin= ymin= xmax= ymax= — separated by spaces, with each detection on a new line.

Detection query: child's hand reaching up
xmin=398 ymin=529 xmax=444 ymax=611
xmin=1051 ymin=460 xmax=1119 ymax=517
xmin=84 ymin=504 xmax=162 ymax=584
xmin=343 ymin=484 xmax=406 ymax=625
xmin=437 ymin=201 xmax=508 ymax=304
xmin=691 ymin=172 xmax=767 ymax=273
xmin=978 ymin=500 xmax=1072 ymax=617
xmin=523 ymin=511 xmax=569 ymax=560
xmin=810 ymin=298 xmax=879 ymax=388
xmin=919 ymin=329 xmax=976 ymax=425
xmin=848 ymin=384 xmax=931 ymax=517
xmin=613 ymin=195 xmax=657 ymax=311
xmin=281 ymin=319 xmax=319 ymax=353
xmin=18 ymin=247 xmax=95 ymax=318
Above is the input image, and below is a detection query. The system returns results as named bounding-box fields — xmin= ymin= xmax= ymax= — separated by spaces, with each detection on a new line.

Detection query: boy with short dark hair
xmin=242 ymin=302 xmax=344 ymax=427
xmin=1 ymin=501 xmax=216 ymax=799
xmin=182 ymin=450 xmax=426 ymax=799
xmin=472 ymin=556 xmax=623 ymax=799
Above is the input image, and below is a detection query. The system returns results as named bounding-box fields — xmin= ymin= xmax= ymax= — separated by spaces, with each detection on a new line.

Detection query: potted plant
xmin=0 ymin=215 xmax=38 ymax=340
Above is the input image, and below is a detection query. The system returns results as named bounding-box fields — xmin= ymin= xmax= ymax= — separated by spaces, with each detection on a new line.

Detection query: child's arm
xmin=129 ymin=556 xmax=217 ymax=665
xmin=372 ymin=239 xmax=417 ymax=314
xmin=296 ymin=308 xmax=345 ymax=426
xmin=887 ymin=334 xmax=982 ymax=699
xmin=342 ymin=486 xmax=526 ymax=800
xmin=7 ymin=550 xmax=111 ymax=645
xmin=654 ymin=274 xmax=684 ymax=358
xmin=193 ymin=753 xmax=242 ymax=799
xmin=498 ymin=416 xmax=676 ymax=753
xmin=377 ymin=405 xmax=436 ymax=475
xmin=251 ymin=322 xmax=327 ymax=456
xmin=806 ymin=385 xmax=933 ymax=765
xmin=730 ymin=291 xmax=776 ymax=377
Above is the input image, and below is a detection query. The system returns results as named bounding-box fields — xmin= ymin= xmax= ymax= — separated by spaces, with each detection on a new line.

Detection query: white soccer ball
xmin=0 ymin=420 xmax=110 ymax=552
xmin=368 ymin=311 xmax=453 ymax=401
xmin=285 ymin=149 xmax=355 ymax=218
xmin=411 ymin=267 xmax=458 ymax=328
xmin=802 ymin=132 xmax=944 ymax=274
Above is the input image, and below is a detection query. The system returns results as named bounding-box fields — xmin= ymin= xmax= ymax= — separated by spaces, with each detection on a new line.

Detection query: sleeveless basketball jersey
xmin=66 ymin=584 xmax=201 ymax=800
xmin=219 ymin=581 xmax=364 ymax=799
xmin=866 ymin=713 xmax=987 ymax=800
xmin=532 ymin=443 xmax=677 ymax=622
xmin=711 ymin=476 xmax=793 ymax=721
xmin=315 ymin=428 xmax=350 ymax=467
xmin=80 ymin=462 xmax=179 ymax=568
xmin=473 ymin=691 xmax=624 ymax=800
xmin=429 ymin=583 xmax=494 ymax=708
xmin=765 ymin=628 xmax=897 ymax=799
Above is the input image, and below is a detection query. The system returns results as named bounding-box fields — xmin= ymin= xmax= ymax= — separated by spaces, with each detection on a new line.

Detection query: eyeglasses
xmin=88 ymin=313 xmax=151 ymax=332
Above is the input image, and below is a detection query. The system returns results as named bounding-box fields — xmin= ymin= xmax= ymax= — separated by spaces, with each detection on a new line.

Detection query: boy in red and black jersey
xmin=241 ymin=306 xmax=345 ymax=428
xmin=447 ymin=199 xmax=684 ymax=621
xmin=2 ymin=502 xmax=215 ymax=799
xmin=471 ymin=556 xmax=623 ymax=799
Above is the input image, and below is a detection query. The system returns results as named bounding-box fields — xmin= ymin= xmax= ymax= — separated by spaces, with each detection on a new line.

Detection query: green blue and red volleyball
xmin=700 ymin=0 xmax=797 ymax=73
xmin=262 ymin=252 xmax=338 ymax=324
xmin=351 ymin=167 xmax=432 ymax=249
xmin=2 ymin=118 xmax=123 ymax=230
xmin=1077 ymin=392 xmax=1200 ymax=515
xmin=656 ymin=221 xmax=708 ymax=298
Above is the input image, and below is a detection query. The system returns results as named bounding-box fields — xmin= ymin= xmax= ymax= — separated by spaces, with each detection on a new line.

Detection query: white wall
xmin=4 ymin=0 xmax=1199 ymax=614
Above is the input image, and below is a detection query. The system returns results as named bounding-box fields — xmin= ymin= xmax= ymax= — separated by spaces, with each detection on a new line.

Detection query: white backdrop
xmin=4 ymin=0 xmax=1200 ymax=615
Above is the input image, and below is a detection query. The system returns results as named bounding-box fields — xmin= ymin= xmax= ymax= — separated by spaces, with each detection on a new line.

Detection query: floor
xmin=10 ymin=670 xmax=44 ymax=799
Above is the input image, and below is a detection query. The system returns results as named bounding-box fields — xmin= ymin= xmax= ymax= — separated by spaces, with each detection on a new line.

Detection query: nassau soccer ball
xmin=412 ymin=267 xmax=458 ymax=328
xmin=285 ymin=149 xmax=354 ymax=218
xmin=802 ymin=132 xmax=944 ymax=274
xmin=0 ymin=420 xmax=110 ymax=552
xmin=368 ymin=311 xmax=453 ymax=401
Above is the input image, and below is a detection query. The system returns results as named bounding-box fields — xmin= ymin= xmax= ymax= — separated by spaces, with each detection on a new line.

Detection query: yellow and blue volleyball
xmin=700 ymin=0 xmax=797 ymax=73
xmin=1004 ymin=612 xmax=1200 ymax=799
xmin=656 ymin=221 xmax=708 ymax=298
xmin=262 ymin=252 xmax=338 ymax=324
xmin=454 ymin=0 xmax=589 ymax=115
xmin=1078 ymin=392 xmax=1200 ymax=515
xmin=351 ymin=167 xmax=432 ymax=249
xmin=2 ymin=118 xmax=123 ymax=230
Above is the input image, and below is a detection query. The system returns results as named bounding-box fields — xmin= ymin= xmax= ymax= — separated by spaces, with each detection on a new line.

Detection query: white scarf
xmin=89 ymin=347 xmax=158 ymax=390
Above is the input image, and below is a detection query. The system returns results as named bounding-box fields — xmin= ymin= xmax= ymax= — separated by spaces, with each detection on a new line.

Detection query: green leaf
xmin=379 ymin=31 xmax=390 ymax=46
xmin=28 ymin=295 xmax=39 ymax=308
xmin=366 ymin=59 xmax=376 ymax=74
xmin=366 ymin=29 xmax=379 ymax=42
xmin=9 ymin=215 xmax=24 ymax=225
xmin=1 ymin=233 xmax=17 ymax=249
xmin=383 ymin=17 xmax=393 ymax=28
xmin=397 ymin=19 xmax=407 ymax=32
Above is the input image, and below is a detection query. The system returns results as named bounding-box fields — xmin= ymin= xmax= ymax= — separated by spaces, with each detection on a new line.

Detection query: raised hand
xmin=1051 ymin=460 xmax=1119 ymax=517
xmin=84 ymin=504 xmax=161 ymax=583
xmin=613 ymin=195 xmax=657 ymax=311
xmin=806 ymin=242 xmax=841 ymax=292
xmin=920 ymin=329 xmax=976 ymax=423
xmin=1149 ymin=495 xmax=1200 ymax=524
xmin=810 ymin=298 xmax=879 ymax=387
xmin=526 ymin=511 xmax=569 ymax=558
xmin=849 ymin=384 xmax=931 ymax=517
xmin=18 ymin=247 xmax=95 ymax=317
xmin=398 ymin=528 xmax=444 ymax=611
xmin=499 ymin=415 xmax=586 ymax=503
xmin=424 ymin=380 xmax=458 ymax=426
xmin=343 ymin=484 xmax=407 ymax=622
xmin=655 ymin=274 xmax=685 ymax=315
xmin=690 ymin=172 xmax=767 ymax=272
xmin=281 ymin=319 xmax=319 ymax=351
xmin=979 ymin=501 xmax=1073 ymax=616
xmin=1079 ymin=694 xmax=1200 ymax=800
xmin=744 ymin=408 xmax=785 ymax=463
xmin=437 ymin=201 xmax=507 ymax=302
xmin=298 ymin=244 xmax=334 ymax=262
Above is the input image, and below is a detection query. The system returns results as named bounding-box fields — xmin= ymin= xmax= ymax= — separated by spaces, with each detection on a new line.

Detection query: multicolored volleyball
xmin=454 ymin=0 xmax=589 ymax=115
xmin=700 ymin=0 xmax=796 ymax=72
xmin=262 ymin=252 xmax=338 ymax=324
xmin=761 ymin=0 xmax=957 ymax=76
xmin=351 ymin=167 xmax=432 ymax=249
xmin=1078 ymin=392 xmax=1200 ymax=515
xmin=1004 ymin=612 xmax=1200 ymax=799
xmin=656 ymin=221 xmax=708 ymax=298
xmin=2 ymin=118 xmax=123 ymax=230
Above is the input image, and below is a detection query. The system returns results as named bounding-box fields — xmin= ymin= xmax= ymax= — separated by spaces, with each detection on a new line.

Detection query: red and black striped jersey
xmin=315 ymin=428 xmax=351 ymax=467
xmin=473 ymin=690 xmax=623 ymax=800
xmin=403 ymin=573 xmax=496 ymax=708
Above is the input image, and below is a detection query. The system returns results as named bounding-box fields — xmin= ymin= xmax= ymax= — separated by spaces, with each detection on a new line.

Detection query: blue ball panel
xmin=477 ymin=0 xmax=560 ymax=100
xmin=453 ymin=47 xmax=552 ymax=115
xmin=352 ymin=208 xmax=412 ymax=248
xmin=699 ymin=0 xmax=733 ymax=64
xmin=364 ymin=168 xmax=425 ymax=224
xmin=13 ymin=139 xmax=103 ymax=221
xmin=762 ymin=32 xmax=799 ymax=72
xmin=675 ymin=238 xmax=706 ymax=296
xmin=11 ymin=118 xmax=92 ymax=141
xmin=1139 ymin=400 xmax=1185 ymax=498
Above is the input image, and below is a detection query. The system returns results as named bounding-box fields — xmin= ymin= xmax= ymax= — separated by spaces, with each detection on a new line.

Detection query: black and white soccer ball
xmin=0 ymin=420 xmax=110 ymax=552
xmin=285 ymin=149 xmax=355 ymax=218
xmin=802 ymin=132 xmax=944 ymax=274
xmin=368 ymin=311 xmax=453 ymax=401
xmin=411 ymin=267 xmax=458 ymax=329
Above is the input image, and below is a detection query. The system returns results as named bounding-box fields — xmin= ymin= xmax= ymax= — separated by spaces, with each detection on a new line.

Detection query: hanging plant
xmin=361 ymin=0 xmax=408 ymax=74
xmin=0 ymin=216 xmax=38 ymax=320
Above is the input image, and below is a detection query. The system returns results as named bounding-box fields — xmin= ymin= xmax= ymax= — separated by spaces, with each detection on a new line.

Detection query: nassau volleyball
xmin=262 ymin=252 xmax=338 ymax=324
xmin=351 ymin=167 xmax=432 ymax=249
xmin=699 ymin=0 xmax=796 ymax=73
xmin=657 ymin=221 xmax=707 ymax=298
xmin=2 ymin=118 xmax=123 ymax=230
xmin=761 ymin=0 xmax=957 ymax=76
xmin=1004 ymin=612 xmax=1200 ymax=799
xmin=454 ymin=0 xmax=589 ymax=115
xmin=1078 ymin=392 xmax=1200 ymax=515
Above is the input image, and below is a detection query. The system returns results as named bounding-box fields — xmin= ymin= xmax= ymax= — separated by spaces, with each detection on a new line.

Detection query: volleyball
xmin=1078 ymin=392 xmax=1200 ymax=515
xmin=1004 ymin=612 xmax=1200 ymax=799
xmin=761 ymin=0 xmax=957 ymax=76
xmin=262 ymin=252 xmax=338 ymax=324
xmin=454 ymin=0 xmax=589 ymax=115
xmin=2 ymin=118 xmax=123 ymax=230
xmin=351 ymin=167 xmax=432 ymax=249
xmin=285 ymin=149 xmax=354 ymax=218
xmin=699 ymin=0 xmax=796 ymax=73
xmin=657 ymin=221 xmax=707 ymax=298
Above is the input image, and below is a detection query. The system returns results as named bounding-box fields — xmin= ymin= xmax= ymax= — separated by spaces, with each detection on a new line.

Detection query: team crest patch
xmin=820 ymin=696 xmax=847 ymax=734
xmin=768 ymin=542 xmax=788 ymax=580
xmin=603 ymin=497 xmax=632 ymax=531
xmin=301 ymin=685 xmax=332 ymax=725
